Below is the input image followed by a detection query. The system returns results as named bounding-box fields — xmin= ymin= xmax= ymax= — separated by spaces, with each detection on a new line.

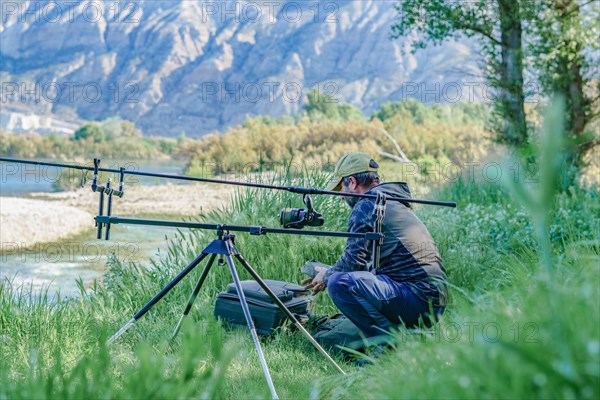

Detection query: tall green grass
xmin=0 ymin=168 xmax=357 ymax=399
xmin=1 ymin=280 xmax=238 ymax=399
xmin=313 ymin=99 xmax=600 ymax=399
xmin=1 ymin=101 xmax=598 ymax=398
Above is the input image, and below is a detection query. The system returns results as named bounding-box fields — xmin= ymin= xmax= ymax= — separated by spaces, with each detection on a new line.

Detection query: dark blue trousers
xmin=327 ymin=271 xmax=444 ymax=337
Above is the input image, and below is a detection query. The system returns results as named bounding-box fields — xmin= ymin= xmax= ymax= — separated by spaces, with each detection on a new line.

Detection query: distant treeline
xmin=182 ymin=96 xmax=494 ymax=176
xmin=0 ymin=118 xmax=184 ymax=161
xmin=1 ymin=97 xmax=494 ymax=177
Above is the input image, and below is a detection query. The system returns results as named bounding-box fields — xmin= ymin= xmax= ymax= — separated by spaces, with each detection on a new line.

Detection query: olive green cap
xmin=324 ymin=152 xmax=379 ymax=191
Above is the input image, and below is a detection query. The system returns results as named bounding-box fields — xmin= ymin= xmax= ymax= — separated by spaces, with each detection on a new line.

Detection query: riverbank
xmin=28 ymin=182 xmax=235 ymax=216
xmin=0 ymin=197 xmax=93 ymax=251
xmin=1 ymin=183 xmax=234 ymax=251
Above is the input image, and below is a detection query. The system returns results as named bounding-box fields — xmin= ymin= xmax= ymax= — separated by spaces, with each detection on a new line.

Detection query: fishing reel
xmin=278 ymin=195 xmax=324 ymax=229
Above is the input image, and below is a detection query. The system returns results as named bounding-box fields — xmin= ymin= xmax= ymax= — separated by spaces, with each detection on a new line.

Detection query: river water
xmin=0 ymin=160 xmax=184 ymax=196
xmin=1 ymin=223 xmax=181 ymax=298
xmin=1 ymin=161 xmax=185 ymax=298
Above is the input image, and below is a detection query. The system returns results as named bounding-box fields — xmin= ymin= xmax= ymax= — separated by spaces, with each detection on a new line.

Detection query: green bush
xmin=73 ymin=123 xmax=106 ymax=143
xmin=303 ymin=89 xmax=366 ymax=122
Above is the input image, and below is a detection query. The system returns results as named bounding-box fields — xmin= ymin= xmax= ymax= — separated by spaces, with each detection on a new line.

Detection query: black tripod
xmin=105 ymin=225 xmax=347 ymax=400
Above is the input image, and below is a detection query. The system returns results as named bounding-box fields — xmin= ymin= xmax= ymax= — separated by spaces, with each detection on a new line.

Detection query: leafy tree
xmin=100 ymin=117 xmax=121 ymax=140
xmin=101 ymin=118 xmax=142 ymax=139
xmin=391 ymin=1 xmax=528 ymax=147
xmin=303 ymin=89 xmax=366 ymax=121
xmin=73 ymin=123 xmax=106 ymax=143
xmin=525 ymin=0 xmax=599 ymax=167
xmin=336 ymin=103 xmax=367 ymax=121
xmin=373 ymin=99 xmax=428 ymax=123
xmin=120 ymin=120 xmax=142 ymax=138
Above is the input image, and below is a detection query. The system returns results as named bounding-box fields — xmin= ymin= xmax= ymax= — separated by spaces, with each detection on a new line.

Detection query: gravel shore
xmin=0 ymin=197 xmax=94 ymax=249
xmin=29 ymin=183 xmax=235 ymax=216
xmin=2 ymin=183 xmax=234 ymax=250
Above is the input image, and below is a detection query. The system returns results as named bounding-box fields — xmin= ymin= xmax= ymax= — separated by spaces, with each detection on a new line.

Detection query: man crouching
xmin=303 ymin=152 xmax=447 ymax=337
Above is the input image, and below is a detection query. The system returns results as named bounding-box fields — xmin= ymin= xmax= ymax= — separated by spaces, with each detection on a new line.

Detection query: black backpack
xmin=310 ymin=314 xmax=367 ymax=356
xmin=214 ymin=280 xmax=313 ymax=335
xmin=311 ymin=314 xmax=397 ymax=357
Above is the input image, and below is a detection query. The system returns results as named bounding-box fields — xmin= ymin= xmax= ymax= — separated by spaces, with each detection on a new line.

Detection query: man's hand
xmin=301 ymin=266 xmax=327 ymax=294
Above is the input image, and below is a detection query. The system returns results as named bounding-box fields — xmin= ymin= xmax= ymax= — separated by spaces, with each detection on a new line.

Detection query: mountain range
xmin=0 ymin=0 xmax=481 ymax=136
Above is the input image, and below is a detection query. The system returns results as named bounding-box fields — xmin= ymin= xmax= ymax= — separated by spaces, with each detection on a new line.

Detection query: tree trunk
xmin=567 ymin=49 xmax=586 ymax=136
xmin=497 ymin=0 xmax=528 ymax=147
xmin=555 ymin=0 xmax=593 ymax=166
xmin=566 ymin=48 xmax=593 ymax=165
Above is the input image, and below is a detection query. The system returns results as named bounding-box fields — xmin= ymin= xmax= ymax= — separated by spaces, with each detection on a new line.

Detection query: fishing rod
xmin=0 ymin=157 xmax=456 ymax=208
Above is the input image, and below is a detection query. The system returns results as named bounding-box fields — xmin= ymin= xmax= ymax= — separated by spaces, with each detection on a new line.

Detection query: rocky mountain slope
xmin=1 ymin=0 xmax=481 ymax=136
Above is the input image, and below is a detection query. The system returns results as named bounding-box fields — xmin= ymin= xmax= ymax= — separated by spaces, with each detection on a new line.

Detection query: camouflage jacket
xmin=323 ymin=182 xmax=448 ymax=307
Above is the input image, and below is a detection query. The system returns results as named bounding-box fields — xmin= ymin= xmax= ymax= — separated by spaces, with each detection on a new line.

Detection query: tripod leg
xmin=171 ymin=254 xmax=217 ymax=341
xmin=235 ymin=254 xmax=347 ymax=375
xmin=106 ymin=252 xmax=210 ymax=346
xmin=224 ymin=253 xmax=279 ymax=400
